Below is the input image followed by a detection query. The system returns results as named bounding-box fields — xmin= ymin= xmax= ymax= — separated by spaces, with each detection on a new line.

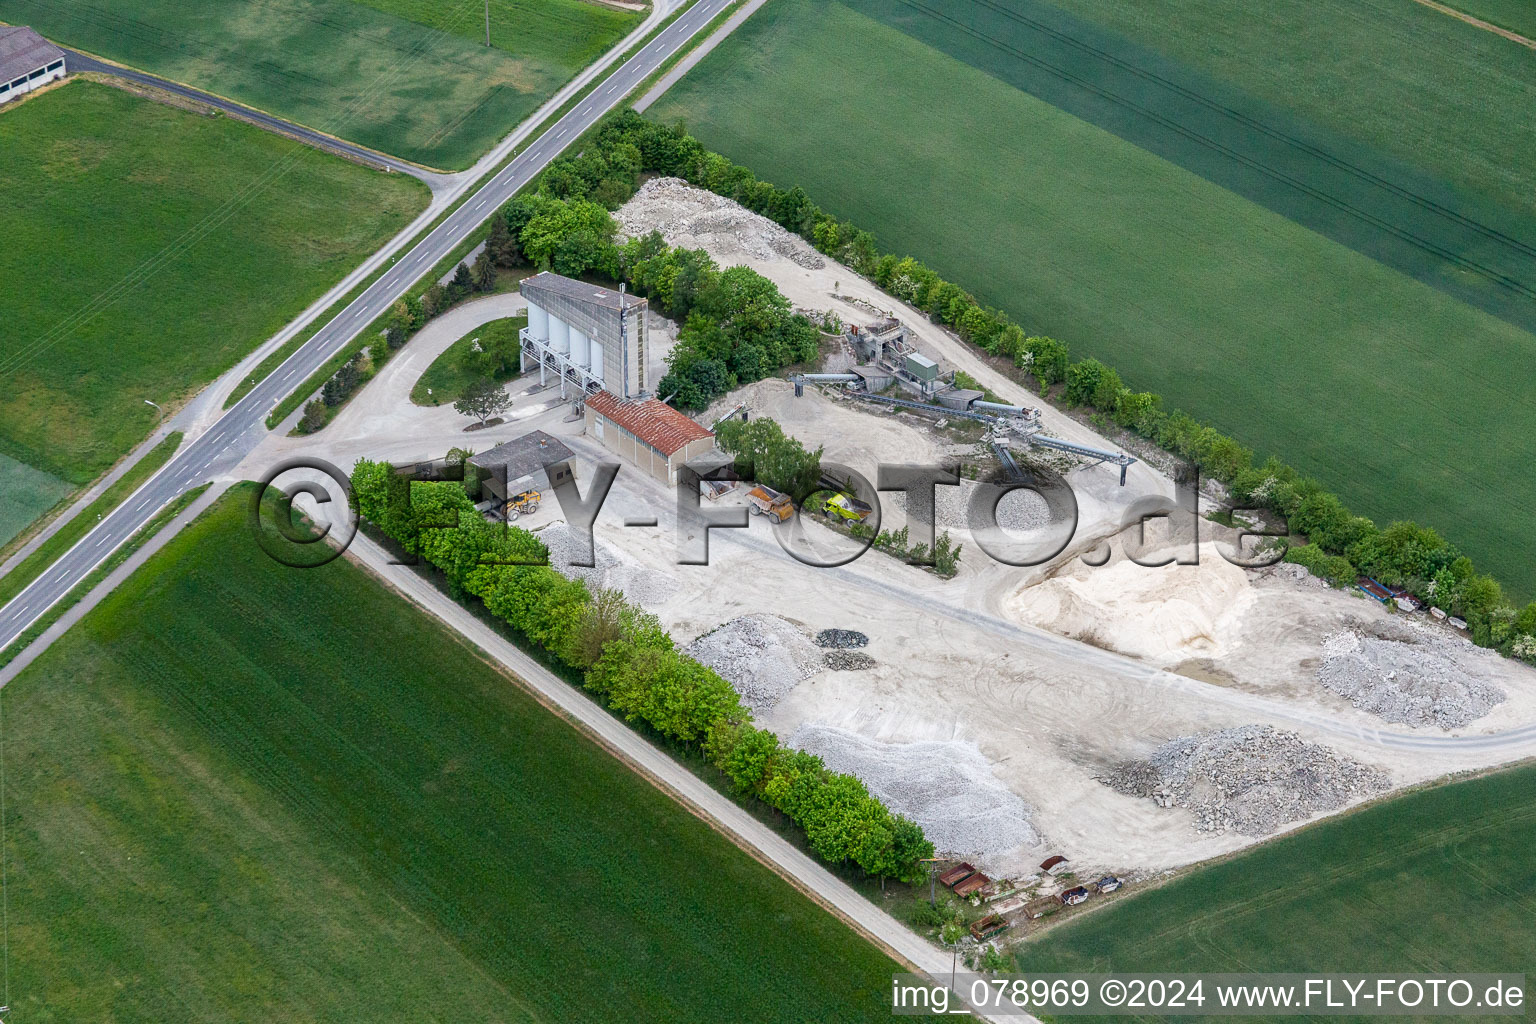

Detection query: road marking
xmin=554 ymin=127 xmax=567 ymax=139
xmin=473 ymin=198 xmax=487 ymax=210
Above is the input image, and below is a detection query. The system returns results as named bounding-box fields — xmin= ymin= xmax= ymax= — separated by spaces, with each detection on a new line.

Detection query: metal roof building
xmin=584 ymin=391 xmax=715 ymax=486
xmin=0 ymin=26 xmax=65 ymax=105
xmin=466 ymin=430 xmax=574 ymax=501
xmin=519 ymin=272 xmax=648 ymax=400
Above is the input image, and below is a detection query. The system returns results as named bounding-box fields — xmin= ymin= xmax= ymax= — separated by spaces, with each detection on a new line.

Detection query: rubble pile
xmin=1318 ymin=626 xmax=1506 ymax=729
xmin=536 ymin=522 xmax=675 ymax=606
xmin=824 ymin=650 xmax=876 ymax=671
xmin=616 ymin=177 xmax=826 ymax=270
xmin=1104 ymin=725 xmax=1388 ymax=836
xmin=792 ymin=724 xmax=1040 ymax=859
xmin=815 ymin=628 xmax=869 ymax=649
xmin=685 ymin=614 xmax=823 ymax=712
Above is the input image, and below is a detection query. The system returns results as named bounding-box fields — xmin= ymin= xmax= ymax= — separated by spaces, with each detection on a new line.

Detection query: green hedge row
xmin=351 ymin=460 xmax=934 ymax=882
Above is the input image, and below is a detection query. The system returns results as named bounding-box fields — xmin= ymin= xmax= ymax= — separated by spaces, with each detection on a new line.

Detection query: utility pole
xmin=485 ymin=0 xmax=490 ymax=46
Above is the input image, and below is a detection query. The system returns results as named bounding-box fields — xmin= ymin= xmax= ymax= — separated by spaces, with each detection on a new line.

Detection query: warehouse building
xmin=584 ymin=391 xmax=715 ymax=486
xmin=467 ymin=430 xmax=574 ymax=503
xmin=0 ymin=27 xmax=65 ymax=106
xmin=520 ymin=272 xmax=648 ymax=399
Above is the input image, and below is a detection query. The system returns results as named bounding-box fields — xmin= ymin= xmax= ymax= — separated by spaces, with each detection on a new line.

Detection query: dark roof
xmin=466 ymin=430 xmax=574 ymax=479
xmin=0 ymin=26 xmax=64 ymax=83
xmin=1040 ymin=855 xmax=1068 ymax=870
xmin=586 ymin=392 xmax=712 ymax=457
xmin=521 ymin=271 xmax=645 ymax=312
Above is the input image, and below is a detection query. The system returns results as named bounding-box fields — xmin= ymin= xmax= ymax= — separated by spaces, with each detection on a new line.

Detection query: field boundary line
xmin=1409 ymin=0 xmax=1536 ymax=48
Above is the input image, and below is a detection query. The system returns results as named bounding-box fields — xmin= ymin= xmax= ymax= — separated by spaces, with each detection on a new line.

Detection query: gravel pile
xmin=883 ymin=479 xmax=1052 ymax=533
xmin=685 ymin=614 xmax=824 ymax=712
xmin=815 ymin=629 xmax=869 ymax=649
xmin=1104 ymin=725 xmax=1388 ymax=836
xmin=535 ymin=522 xmax=676 ymax=606
xmin=791 ymin=725 xmax=1040 ymax=859
xmin=1318 ymin=626 xmax=1506 ymax=729
xmin=824 ymin=650 xmax=876 ymax=671
xmin=616 ymin=177 xmax=826 ymax=270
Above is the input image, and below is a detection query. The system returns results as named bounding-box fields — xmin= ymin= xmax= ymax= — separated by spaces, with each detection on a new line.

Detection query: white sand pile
xmin=791 ymin=725 xmax=1040 ymax=861
xmin=685 ymin=614 xmax=823 ymax=712
xmin=616 ymin=177 xmax=826 ymax=270
xmin=1318 ymin=625 xmax=1506 ymax=729
xmin=535 ymin=522 xmax=677 ymax=606
xmin=1006 ymin=545 xmax=1255 ymax=662
xmin=1104 ymin=725 xmax=1389 ymax=835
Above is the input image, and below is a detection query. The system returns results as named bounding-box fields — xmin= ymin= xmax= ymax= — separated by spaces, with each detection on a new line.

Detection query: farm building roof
xmin=521 ymin=271 xmax=646 ymax=312
xmin=0 ymin=26 xmax=63 ymax=82
xmin=1040 ymin=855 xmax=1068 ymax=871
xmin=586 ymin=392 xmax=712 ymax=456
xmin=467 ymin=430 xmax=573 ymax=479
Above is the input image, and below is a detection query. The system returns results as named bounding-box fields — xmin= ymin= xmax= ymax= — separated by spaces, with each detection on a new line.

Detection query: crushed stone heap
xmin=1104 ymin=725 xmax=1389 ymax=836
xmin=792 ymin=724 xmax=1039 ymax=861
xmin=536 ymin=522 xmax=676 ymax=606
xmin=685 ymin=614 xmax=823 ymax=712
xmin=615 ymin=176 xmax=827 ymax=270
xmin=1318 ymin=626 xmax=1506 ymax=730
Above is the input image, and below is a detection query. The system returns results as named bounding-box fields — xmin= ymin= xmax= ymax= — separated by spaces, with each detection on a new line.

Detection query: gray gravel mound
xmin=1318 ymin=627 xmax=1506 ymax=729
xmin=884 ymin=479 xmax=1051 ymax=533
xmin=535 ymin=522 xmax=676 ymax=606
xmin=791 ymin=724 xmax=1039 ymax=859
xmin=685 ymin=614 xmax=823 ymax=712
xmin=1104 ymin=725 xmax=1388 ymax=836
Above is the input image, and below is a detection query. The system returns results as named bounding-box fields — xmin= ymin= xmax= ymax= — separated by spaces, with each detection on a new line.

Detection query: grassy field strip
xmin=0 ymin=431 xmax=182 ymax=611
xmin=0 ymin=487 xmax=927 ymax=1020
xmin=0 ymin=481 xmax=212 ymax=673
xmin=1410 ymin=0 xmax=1536 ymax=46
xmin=0 ymin=0 xmax=641 ymax=168
xmin=0 ymin=453 xmax=71 ymax=551
xmin=1022 ymin=762 xmax=1536 ymax=1018
xmin=646 ymin=0 xmax=1536 ymax=595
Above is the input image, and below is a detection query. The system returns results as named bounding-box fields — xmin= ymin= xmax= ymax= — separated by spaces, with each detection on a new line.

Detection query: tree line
xmin=350 ymin=460 xmax=936 ymax=883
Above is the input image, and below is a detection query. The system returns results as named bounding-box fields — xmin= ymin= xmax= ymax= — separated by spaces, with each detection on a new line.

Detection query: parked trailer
xmin=970 ymin=914 xmax=1008 ymax=940
xmin=954 ymin=872 xmax=992 ymax=897
xmin=938 ymin=863 xmax=976 ymax=888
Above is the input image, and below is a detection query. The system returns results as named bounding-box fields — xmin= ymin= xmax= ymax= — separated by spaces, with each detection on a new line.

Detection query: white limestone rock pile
xmin=1104 ymin=725 xmax=1388 ymax=836
xmin=685 ymin=614 xmax=823 ymax=712
xmin=791 ymin=725 xmax=1040 ymax=860
xmin=1318 ymin=626 xmax=1505 ymax=730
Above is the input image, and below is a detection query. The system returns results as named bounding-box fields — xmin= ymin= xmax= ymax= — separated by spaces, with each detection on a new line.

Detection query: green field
xmin=648 ymin=0 xmax=1536 ymax=595
xmin=0 ymin=486 xmax=918 ymax=1021
xmin=1021 ymin=763 xmax=1536 ymax=1021
xmin=0 ymin=0 xmax=640 ymax=168
xmin=0 ymin=432 xmax=181 ymax=606
xmin=1038 ymin=0 xmax=1536 ymax=221
xmin=411 ymin=314 xmax=526 ymax=405
xmin=1438 ymin=0 xmax=1536 ymax=38
xmin=0 ymin=81 xmax=425 ymax=486
xmin=0 ymin=452 xmax=71 ymax=549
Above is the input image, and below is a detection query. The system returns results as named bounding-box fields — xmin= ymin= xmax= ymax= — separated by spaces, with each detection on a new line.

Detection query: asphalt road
xmin=64 ymin=50 xmax=447 ymax=186
xmin=0 ymin=0 xmax=738 ymax=651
